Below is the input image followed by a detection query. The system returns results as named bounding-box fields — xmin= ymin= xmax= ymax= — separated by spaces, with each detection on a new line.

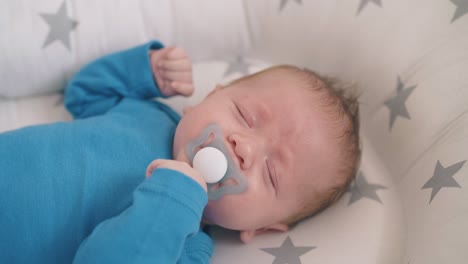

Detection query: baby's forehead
xmin=232 ymin=73 xmax=320 ymax=104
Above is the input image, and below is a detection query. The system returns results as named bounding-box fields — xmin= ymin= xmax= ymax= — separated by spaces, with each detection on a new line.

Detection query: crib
xmin=1 ymin=1 xmax=467 ymax=263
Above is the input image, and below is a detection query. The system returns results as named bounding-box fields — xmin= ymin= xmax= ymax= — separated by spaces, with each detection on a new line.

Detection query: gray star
xmin=422 ymin=160 xmax=466 ymax=203
xmin=356 ymin=0 xmax=383 ymax=15
xmin=261 ymin=236 xmax=315 ymax=264
xmin=224 ymin=56 xmax=251 ymax=77
xmin=40 ymin=1 xmax=78 ymax=51
xmin=384 ymin=77 xmax=416 ymax=131
xmin=279 ymin=0 xmax=303 ymax=12
xmin=347 ymin=172 xmax=387 ymax=205
xmin=450 ymin=0 xmax=468 ymax=22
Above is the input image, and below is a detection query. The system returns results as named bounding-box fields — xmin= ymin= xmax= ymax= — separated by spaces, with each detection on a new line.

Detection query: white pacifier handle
xmin=185 ymin=123 xmax=248 ymax=200
xmin=193 ymin=147 xmax=228 ymax=184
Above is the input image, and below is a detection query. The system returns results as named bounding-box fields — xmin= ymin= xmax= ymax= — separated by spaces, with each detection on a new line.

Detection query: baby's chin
xmin=202 ymin=201 xmax=249 ymax=231
xmin=202 ymin=202 xmax=228 ymax=228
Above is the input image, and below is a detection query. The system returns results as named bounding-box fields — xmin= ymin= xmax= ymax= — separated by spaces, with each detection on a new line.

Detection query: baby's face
xmin=173 ymin=71 xmax=340 ymax=232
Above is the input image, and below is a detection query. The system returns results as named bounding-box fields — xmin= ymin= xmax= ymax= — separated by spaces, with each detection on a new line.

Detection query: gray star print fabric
xmin=1 ymin=0 xmax=467 ymax=263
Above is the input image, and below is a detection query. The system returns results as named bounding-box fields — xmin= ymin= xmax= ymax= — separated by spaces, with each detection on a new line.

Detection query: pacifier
xmin=193 ymin=147 xmax=228 ymax=184
xmin=185 ymin=123 xmax=248 ymax=200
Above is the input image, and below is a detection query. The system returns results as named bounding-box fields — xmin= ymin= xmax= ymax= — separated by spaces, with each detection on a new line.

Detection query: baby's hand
xmin=150 ymin=47 xmax=194 ymax=97
xmin=145 ymin=159 xmax=207 ymax=192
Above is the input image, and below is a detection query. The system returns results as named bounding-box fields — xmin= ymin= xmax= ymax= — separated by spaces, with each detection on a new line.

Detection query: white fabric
xmin=0 ymin=0 xmax=249 ymax=98
xmin=1 ymin=0 xmax=467 ymax=263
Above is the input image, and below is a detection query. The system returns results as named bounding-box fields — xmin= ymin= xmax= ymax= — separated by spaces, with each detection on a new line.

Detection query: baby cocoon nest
xmin=0 ymin=40 xmax=361 ymax=263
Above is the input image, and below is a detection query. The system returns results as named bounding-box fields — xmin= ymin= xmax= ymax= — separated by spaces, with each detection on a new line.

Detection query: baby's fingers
xmin=166 ymin=47 xmax=189 ymax=60
xmin=161 ymin=70 xmax=192 ymax=83
xmin=146 ymin=159 xmax=162 ymax=178
xmin=171 ymin=82 xmax=194 ymax=96
xmin=159 ymin=59 xmax=192 ymax=72
xmin=146 ymin=159 xmax=190 ymax=178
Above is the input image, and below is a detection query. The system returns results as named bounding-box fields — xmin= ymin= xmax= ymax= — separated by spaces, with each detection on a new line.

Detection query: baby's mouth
xmin=192 ymin=132 xmax=241 ymax=191
xmin=185 ymin=123 xmax=248 ymax=200
xmin=210 ymin=178 xmax=239 ymax=191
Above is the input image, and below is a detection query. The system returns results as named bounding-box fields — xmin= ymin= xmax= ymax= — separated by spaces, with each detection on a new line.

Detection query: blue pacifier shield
xmin=185 ymin=123 xmax=248 ymax=200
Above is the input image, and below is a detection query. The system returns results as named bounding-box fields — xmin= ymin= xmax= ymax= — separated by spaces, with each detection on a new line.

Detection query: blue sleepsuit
xmin=0 ymin=41 xmax=213 ymax=263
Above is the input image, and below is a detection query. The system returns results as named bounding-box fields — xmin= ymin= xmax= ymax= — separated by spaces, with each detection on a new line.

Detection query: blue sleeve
xmin=72 ymin=169 xmax=213 ymax=264
xmin=64 ymin=40 xmax=166 ymax=119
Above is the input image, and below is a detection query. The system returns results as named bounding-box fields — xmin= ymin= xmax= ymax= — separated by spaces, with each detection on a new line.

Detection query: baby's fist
xmin=146 ymin=159 xmax=207 ymax=192
xmin=150 ymin=47 xmax=194 ymax=97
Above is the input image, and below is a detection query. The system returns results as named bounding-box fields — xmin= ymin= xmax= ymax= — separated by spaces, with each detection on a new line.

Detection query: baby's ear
xmin=239 ymin=223 xmax=289 ymax=244
xmin=207 ymin=84 xmax=223 ymax=97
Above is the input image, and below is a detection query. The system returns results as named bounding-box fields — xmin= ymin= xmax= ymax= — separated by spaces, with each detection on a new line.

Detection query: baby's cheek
xmin=203 ymin=196 xmax=247 ymax=230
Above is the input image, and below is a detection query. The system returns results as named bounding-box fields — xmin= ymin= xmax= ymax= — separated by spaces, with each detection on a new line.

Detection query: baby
xmin=0 ymin=40 xmax=360 ymax=263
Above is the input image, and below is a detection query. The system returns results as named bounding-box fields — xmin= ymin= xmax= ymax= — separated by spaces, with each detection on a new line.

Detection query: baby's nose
xmin=227 ymin=134 xmax=256 ymax=170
